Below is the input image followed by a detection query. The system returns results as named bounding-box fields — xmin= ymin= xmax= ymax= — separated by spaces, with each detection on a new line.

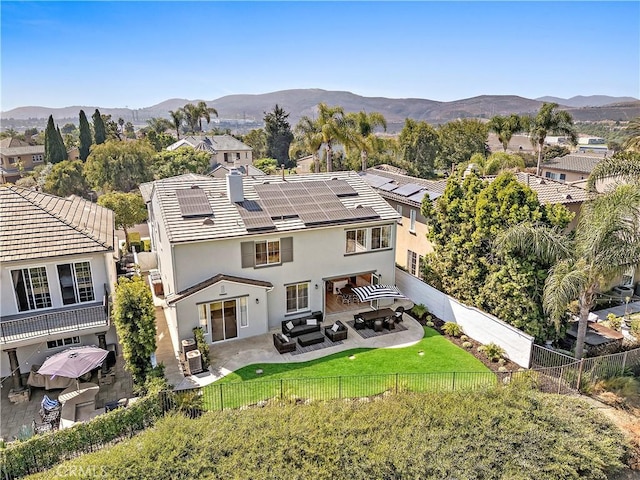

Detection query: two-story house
xmin=0 ymin=186 xmax=117 ymax=392
xmin=141 ymin=171 xmax=399 ymax=354
xmin=0 ymin=138 xmax=45 ymax=184
xmin=167 ymin=135 xmax=253 ymax=172
xmin=539 ymin=153 xmax=603 ymax=183
xmin=363 ymin=166 xmax=589 ymax=278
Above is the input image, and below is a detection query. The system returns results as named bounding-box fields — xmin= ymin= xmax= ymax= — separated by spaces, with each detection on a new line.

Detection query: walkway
xmin=158 ymin=300 xmax=420 ymax=391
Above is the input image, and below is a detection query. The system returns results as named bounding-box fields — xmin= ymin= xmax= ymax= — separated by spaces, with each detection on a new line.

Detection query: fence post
xmin=219 ymin=383 xmax=224 ymax=411
xmin=576 ymin=359 xmax=584 ymax=392
xmin=395 ymin=373 xmax=399 ymax=394
xmin=621 ymin=351 xmax=628 ymax=374
xmin=339 ymin=376 xmax=342 ymax=399
xmin=280 ymin=379 xmax=284 ymax=403
xmin=557 ymin=367 xmax=562 ymax=395
xmin=452 ymin=371 xmax=456 ymax=391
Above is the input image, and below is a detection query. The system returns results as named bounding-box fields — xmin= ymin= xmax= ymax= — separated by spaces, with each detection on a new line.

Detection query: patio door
xmin=210 ymin=300 xmax=238 ymax=342
xmin=371 ymin=273 xmax=381 ymax=310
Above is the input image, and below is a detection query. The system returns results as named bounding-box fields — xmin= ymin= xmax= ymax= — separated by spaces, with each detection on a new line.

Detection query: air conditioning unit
xmin=186 ymin=349 xmax=203 ymax=375
xmin=181 ymin=338 xmax=197 ymax=356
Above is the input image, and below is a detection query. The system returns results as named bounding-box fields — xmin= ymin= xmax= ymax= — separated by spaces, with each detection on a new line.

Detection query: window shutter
xmin=241 ymin=241 xmax=255 ymax=268
xmin=281 ymin=237 xmax=293 ymax=263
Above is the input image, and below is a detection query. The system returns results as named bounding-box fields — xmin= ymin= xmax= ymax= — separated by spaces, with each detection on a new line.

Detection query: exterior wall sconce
xmin=255 ymin=298 xmax=260 ymax=304
xmin=315 ymin=284 xmax=319 ymax=290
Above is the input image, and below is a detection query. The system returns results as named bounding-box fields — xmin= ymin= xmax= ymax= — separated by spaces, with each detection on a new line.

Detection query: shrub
xmin=630 ymin=317 xmax=640 ymax=338
xmin=410 ymin=303 xmax=428 ymax=319
xmin=442 ymin=322 xmax=463 ymax=337
xmin=193 ymin=326 xmax=210 ymax=370
xmin=460 ymin=334 xmax=469 ymax=342
xmin=605 ymin=313 xmax=622 ymax=331
xmin=462 ymin=341 xmax=472 ymax=349
xmin=426 ymin=320 xmax=435 ymax=327
xmin=478 ymin=342 xmax=505 ymax=362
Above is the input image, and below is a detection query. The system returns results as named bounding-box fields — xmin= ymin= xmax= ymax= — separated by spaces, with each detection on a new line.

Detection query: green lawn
xmin=201 ymin=327 xmax=491 ymax=409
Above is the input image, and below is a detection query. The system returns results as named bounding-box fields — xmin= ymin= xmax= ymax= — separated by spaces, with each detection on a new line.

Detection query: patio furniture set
xmin=274 ymin=313 xmax=347 ymax=354
xmin=354 ymin=306 xmax=404 ymax=332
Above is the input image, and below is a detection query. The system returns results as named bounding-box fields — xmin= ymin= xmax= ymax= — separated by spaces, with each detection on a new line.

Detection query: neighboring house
xmin=539 ymin=153 xmax=603 ymax=183
xmin=0 ymin=138 xmax=45 ymax=184
xmin=208 ymin=163 xmax=265 ymax=179
xmin=0 ymin=186 xmax=117 ymax=385
xmin=166 ymin=135 xmax=253 ymax=170
xmin=363 ymin=165 xmax=589 ymax=277
xmin=140 ymin=171 xmax=399 ymax=355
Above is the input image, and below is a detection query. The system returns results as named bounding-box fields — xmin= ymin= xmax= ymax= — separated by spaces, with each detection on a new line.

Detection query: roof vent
xmin=537 ymin=178 xmax=546 ymax=185
xmin=190 ymin=185 xmax=201 ymax=189
xmin=203 ymin=218 xmax=214 ymax=226
xmin=563 ymin=194 xmax=572 ymax=200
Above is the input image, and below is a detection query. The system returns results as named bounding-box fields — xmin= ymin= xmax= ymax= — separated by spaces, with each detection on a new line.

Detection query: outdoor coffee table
xmin=298 ymin=331 xmax=325 ymax=347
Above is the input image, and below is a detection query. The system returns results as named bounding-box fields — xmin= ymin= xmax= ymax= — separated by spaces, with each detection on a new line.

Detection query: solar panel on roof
xmin=378 ymin=182 xmax=399 ymax=192
xmin=175 ymin=188 xmax=213 ymax=218
xmin=360 ymin=173 xmax=395 ymax=188
xmin=393 ymin=183 xmax=424 ymax=197
xmin=407 ymin=191 xmax=427 ymax=204
xmin=326 ymin=180 xmax=358 ymax=197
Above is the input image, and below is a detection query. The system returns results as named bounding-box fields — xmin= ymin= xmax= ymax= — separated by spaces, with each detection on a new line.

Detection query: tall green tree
xmin=436 ymin=119 xmax=488 ymax=170
xmin=112 ymin=276 xmax=156 ymax=385
xmin=242 ymin=129 xmax=268 ymax=159
xmin=169 ymin=110 xmax=184 ymax=139
xmin=56 ymin=126 xmax=68 ymax=162
xmin=398 ymin=119 xmax=439 ymax=177
xmin=146 ymin=117 xmax=173 ymax=134
xmin=78 ymin=110 xmax=92 ymax=161
xmin=43 ymin=160 xmax=89 ymax=197
xmin=44 ymin=116 xmax=67 ymax=164
xmin=98 ymin=192 xmax=148 ymax=251
xmin=346 ymin=110 xmax=387 ymax=171
xmin=316 ymin=103 xmax=350 ymax=173
xmin=92 ymin=109 xmax=107 ymax=145
xmin=488 ymin=114 xmax=527 ymax=151
xmin=622 ymin=117 xmax=640 ymax=152
xmin=422 ymin=171 xmax=572 ymax=340
xmin=151 ymin=147 xmax=211 ymax=179
xmin=85 ymin=140 xmax=154 ymax=192
xmin=497 ymin=183 xmax=640 ymax=358
xmin=587 ymin=151 xmax=640 ymax=191
xmin=196 ymin=101 xmax=218 ymax=132
xmin=264 ymin=105 xmax=294 ymax=166
xmin=529 ymin=103 xmax=577 ymax=176
xmin=291 ymin=115 xmax=323 ymax=173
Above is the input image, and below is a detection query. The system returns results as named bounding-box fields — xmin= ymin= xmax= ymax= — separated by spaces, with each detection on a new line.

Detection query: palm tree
xmin=146 ymin=117 xmax=173 ymax=135
xmin=587 ymin=151 xmax=640 ymax=192
xmin=196 ymin=101 xmax=218 ymax=132
xmin=181 ymin=103 xmax=201 ymax=133
xmin=488 ymin=114 xmax=526 ymax=152
xmin=529 ymin=103 xmax=577 ymax=176
xmin=497 ymin=183 xmax=640 ymax=359
xmin=346 ymin=111 xmax=387 ymax=170
xmin=622 ymin=117 xmax=640 ymax=152
xmin=316 ymin=103 xmax=349 ymax=173
xmin=168 ymin=110 xmax=184 ymax=139
xmin=291 ymin=116 xmax=323 ymax=173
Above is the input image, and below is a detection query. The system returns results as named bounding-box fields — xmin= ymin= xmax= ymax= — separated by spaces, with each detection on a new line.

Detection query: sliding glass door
xmin=210 ymin=300 xmax=238 ymax=342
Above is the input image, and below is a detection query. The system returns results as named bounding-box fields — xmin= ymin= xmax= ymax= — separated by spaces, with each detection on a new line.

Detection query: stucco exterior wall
xmin=386 ymin=200 xmax=433 ymax=275
xmin=539 ymin=167 xmax=588 ymax=184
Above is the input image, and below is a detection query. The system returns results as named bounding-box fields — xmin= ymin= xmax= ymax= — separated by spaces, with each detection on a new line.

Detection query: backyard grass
xmin=201 ymin=327 xmax=491 ymax=409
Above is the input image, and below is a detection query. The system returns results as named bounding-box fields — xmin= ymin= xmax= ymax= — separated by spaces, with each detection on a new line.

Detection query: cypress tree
xmin=55 ymin=126 xmax=68 ymax=163
xmin=92 ymin=108 xmax=106 ymax=145
xmin=44 ymin=115 xmax=56 ymax=163
xmin=79 ymin=109 xmax=92 ymax=161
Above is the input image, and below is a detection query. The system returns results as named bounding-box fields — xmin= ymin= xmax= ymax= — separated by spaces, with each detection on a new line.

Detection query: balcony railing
xmin=1 ymin=289 xmax=110 ymax=344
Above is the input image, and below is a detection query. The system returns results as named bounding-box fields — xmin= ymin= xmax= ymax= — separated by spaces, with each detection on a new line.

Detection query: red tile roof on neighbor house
xmin=0 ymin=185 xmax=115 ymax=262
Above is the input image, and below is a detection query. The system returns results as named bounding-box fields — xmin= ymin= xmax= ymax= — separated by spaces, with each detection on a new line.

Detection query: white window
xmin=32 ymin=154 xmax=43 ymax=163
xmin=57 ymin=261 xmax=95 ymax=305
xmin=200 ymin=299 xmax=242 ymax=342
xmin=239 ymin=297 xmax=248 ymax=327
xmin=345 ymin=229 xmax=367 ymax=253
xmin=12 ymin=267 xmax=52 ymax=311
xmin=407 ymin=250 xmax=418 ymax=276
xmin=47 ymin=336 xmax=80 ymax=349
xmin=371 ymin=225 xmax=391 ymax=250
xmin=198 ymin=304 xmax=209 ymax=334
xmin=396 ymin=204 xmax=403 ymax=224
xmin=255 ymin=240 xmax=280 ymax=266
xmin=8 ymin=157 xmax=18 ymax=165
xmin=286 ymin=283 xmax=309 ymax=313
xmin=409 ymin=209 xmax=416 ymax=233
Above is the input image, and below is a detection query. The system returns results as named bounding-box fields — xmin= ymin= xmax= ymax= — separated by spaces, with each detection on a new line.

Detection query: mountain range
xmin=2 ymin=90 xmax=638 ymax=128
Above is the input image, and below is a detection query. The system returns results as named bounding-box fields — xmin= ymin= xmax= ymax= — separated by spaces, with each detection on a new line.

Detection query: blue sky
xmin=1 ymin=1 xmax=638 ymax=111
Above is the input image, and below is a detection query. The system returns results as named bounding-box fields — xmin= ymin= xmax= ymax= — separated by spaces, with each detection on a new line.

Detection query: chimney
xmin=361 ymin=152 xmax=367 ymax=172
xmin=226 ymin=168 xmax=244 ymax=203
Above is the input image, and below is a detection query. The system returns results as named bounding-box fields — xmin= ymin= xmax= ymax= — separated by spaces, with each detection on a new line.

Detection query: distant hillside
xmin=536 ymin=95 xmax=638 ymax=108
xmin=3 ymin=90 xmax=639 ymax=130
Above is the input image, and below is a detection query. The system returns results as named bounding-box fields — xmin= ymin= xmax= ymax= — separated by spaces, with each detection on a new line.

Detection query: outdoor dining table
xmin=358 ymin=308 xmax=394 ymax=328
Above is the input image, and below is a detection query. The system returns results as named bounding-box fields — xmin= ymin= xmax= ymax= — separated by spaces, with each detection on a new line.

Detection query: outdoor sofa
xmin=273 ymin=333 xmax=296 ymax=354
xmin=281 ymin=316 xmax=322 ymax=337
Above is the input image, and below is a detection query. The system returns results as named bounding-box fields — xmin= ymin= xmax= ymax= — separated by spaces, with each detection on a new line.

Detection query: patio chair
xmin=341 ymin=294 xmax=351 ymax=304
xmin=32 ymin=419 xmax=54 ymax=435
xmin=394 ymin=306 xmax=404 ymax=323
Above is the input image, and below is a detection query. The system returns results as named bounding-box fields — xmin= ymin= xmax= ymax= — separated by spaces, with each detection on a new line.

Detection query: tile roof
xmin=0 ymin=138 xmax=30 ymax=149
xmin=0 ymin=145 xmax=45 ymax=156
xmin=166 ymin=274 xmax=273 ymax=305
xmin=542 ymin=154 xmax=603 ymax=174
xmin=364 ymin=166 xmax=588 ymax=207
xmin=0 ymin=186 xmax=115 ymax=262
xmin=167 ymin=135 xmax=252 ymax=152
xmin=146 ymin=171 xmax=399 ymax=244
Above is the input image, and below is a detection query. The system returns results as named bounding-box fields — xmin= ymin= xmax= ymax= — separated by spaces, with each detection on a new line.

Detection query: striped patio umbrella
xmin=352 ymin=284 xmax=407 ymax=303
